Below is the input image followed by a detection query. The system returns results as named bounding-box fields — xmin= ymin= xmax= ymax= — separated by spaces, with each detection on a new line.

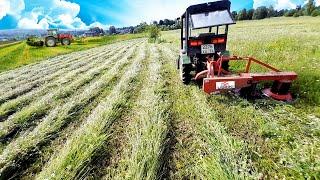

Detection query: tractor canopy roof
xmin=182 ymin=0 xmax=235 ymax=29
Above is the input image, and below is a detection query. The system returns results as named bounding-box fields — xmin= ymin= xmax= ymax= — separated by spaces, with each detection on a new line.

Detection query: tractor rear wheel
xmin=181 ymin=64 xmax=192 ymax=85
xmin=62 ymin=38 xmax=71 ymax=45
xmin=222 ymin=61 xmax=230 ymax=71
xmin=45 ymin=37 xmax=56 ymax=47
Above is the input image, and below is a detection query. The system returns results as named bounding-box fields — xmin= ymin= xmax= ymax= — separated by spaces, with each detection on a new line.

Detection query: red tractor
xmin=45 ymin=29 xmax=73 ymax=47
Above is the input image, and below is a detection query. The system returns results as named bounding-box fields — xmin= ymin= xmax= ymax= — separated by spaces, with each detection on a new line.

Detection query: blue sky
xmin=0 ymin=0 xmax=316 ymax=30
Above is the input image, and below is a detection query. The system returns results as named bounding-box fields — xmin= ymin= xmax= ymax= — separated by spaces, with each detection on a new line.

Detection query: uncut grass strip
xmin=0 ymin=43 xmax=133 ymax=122
xmin=0 ymin=43 xmax=144 ymax=179
xmin=105 ymin=45 xmax=170 ymax=180
xmin=35 ymin=42 xmax=147 ymax=180
xmin=206 ymin=97 xmax=320 ymax=178
xmin=0 ymin=39 xmax=139 ymax=86
xmin=158 ymin=44 xmax=258 ymax=179
xmin=0 ymin=45 xmax=138 ymax=141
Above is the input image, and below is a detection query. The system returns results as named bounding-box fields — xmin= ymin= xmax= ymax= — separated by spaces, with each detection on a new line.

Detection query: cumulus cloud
xmin=275 ymin=0 xmax=296 ymax=10
xmin=123 ymin=0 xmax=210 ymax=26
xmin=253 ymin=0 xmax=297 ymax=10
xmin=0 ymin=0 xmax=25 ymax=20
xmin=3 ymin=0 xmax=109 ymax=29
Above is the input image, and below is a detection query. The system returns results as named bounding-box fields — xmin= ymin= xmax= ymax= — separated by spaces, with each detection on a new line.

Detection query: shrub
xmin=311 ymin=9 xmax=320 ymax=16
xmin=148 ymin=25 xmax=161 ymax=43
xmin=293 ymin=13 xmax=300 ymax=17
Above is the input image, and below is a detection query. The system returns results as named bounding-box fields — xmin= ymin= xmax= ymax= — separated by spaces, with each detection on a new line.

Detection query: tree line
xmin=112 ymin=0 xmax=319 ymax=34
xmin=233 ymin=0 xmax=320 ymax=21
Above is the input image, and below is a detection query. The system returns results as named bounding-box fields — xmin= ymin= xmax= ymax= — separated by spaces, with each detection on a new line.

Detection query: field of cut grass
xmin=0 ymin=33 xmax=145 ymax=73
xmin=0 ymin=17 xmax=319 ymax=179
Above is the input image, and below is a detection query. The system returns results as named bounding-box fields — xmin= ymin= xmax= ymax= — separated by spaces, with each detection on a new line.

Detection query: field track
xmin=0 ymin=36 xmax=319 ymax=179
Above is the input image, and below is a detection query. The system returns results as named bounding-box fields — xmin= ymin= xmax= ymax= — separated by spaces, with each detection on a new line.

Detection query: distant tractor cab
xmin=45 ymin=29 xmax=73 ymax=47
xmin=178 ymin=0 xmax=298 ymax=101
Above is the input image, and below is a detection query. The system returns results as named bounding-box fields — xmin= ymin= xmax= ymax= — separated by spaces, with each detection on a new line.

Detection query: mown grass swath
xmin=35 ymin=41 xmax=147 ymax=179
xmin=0 ymin=43 xmax=128 ymax=102
xmin=106 ymin=45 xmax=171 ymax=179
xmin=0 ymin=42 xmax=139 ymax=140
xmin=0 ymin=42 xmax=143 ymax=178
xmin=0 ymin=43 xmax=131 ymax=121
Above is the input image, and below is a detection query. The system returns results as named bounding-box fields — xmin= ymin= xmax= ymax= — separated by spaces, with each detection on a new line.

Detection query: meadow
xmin=0 ymin=17 xmax=319 ymax=179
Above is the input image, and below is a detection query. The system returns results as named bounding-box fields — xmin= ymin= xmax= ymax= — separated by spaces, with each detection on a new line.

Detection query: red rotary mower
xmin=177 ymin=0 xmax=297 ymax=101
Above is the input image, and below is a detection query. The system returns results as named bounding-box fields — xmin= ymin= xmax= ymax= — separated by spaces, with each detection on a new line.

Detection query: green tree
xmin=231 ymin=11 xmax=237 ymax=19
xmin=148 ymin=25 xmax=161 ymax=43
xmin=311 ymin=9 xmax=320 ymax=16
xmin=247 ymin=9 xmax=254 ymax=20
xmin=253 ymin=6 xmax=268 ymax=19
xmin=304 ymin=0 xmax=316 ymax=15
xmin=237 ymin=8 xmax=247 ymax=20
xmin=109 ymin=26 xmax=116 ymax=34
xmin=284 ymin=9 xmax=297 ymax=17
xmin=267 ymin=6 xmax=276 ymax=17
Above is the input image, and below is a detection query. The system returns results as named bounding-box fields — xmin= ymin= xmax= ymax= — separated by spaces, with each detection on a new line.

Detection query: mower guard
xmin=199 ymin=55 xmax=298 ymax=101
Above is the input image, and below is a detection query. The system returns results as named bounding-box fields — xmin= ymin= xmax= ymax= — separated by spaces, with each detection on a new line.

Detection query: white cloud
xmin=316 ymin=0 xmax=320 ymax=6
xmin=253 ymin=0 xmax=299 ymax=10
xmin=253 ymin=0 xmax=277 ymax=8
xmin=17 ymin=7 xmax=49 ymax=29
xmin=0 ymin=0 xmax=10 ymax=20
xmin=274 ymin=0 xmax=296 ymax=10
xmin=87 ymin=22 xmax=110 ymax=30
xmin=0 ymin=0 xmax=25 ymax=20
xmin=15 ymin=0 xmax=109 ymax=29
xmin=122 ymin=0 xmax=213 ymax=26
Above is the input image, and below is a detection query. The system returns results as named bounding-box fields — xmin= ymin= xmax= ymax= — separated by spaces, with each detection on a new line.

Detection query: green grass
xmin=161 ymin=17 xmax=320 ymax=179
xmin=0 ymin=34 xmax=145 ymax=73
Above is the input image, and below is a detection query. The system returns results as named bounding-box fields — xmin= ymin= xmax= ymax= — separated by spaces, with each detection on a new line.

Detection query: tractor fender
xmin=45 ymin=36 xmax=56 ymax=41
